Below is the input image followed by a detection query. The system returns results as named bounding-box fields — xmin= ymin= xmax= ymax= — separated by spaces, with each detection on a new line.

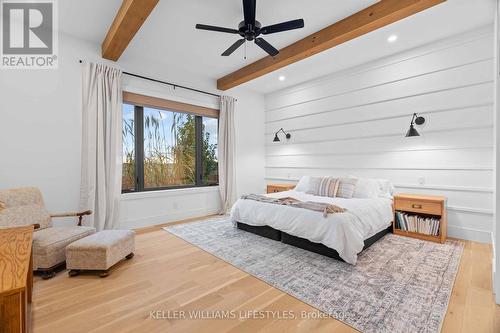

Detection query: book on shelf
xmin=395 ymin=211 xmax=440 ymax=236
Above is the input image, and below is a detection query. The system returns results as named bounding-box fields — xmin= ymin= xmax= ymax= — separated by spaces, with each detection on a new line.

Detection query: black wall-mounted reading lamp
xmin=405 ymin=113 xmax=425 ymax=137
xmin=273 ymin=128 xmax=291 ymax=142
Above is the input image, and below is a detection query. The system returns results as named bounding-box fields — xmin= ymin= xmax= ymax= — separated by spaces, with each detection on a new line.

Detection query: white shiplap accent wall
xmin=264 ymin=27 xmax=494 ymax=243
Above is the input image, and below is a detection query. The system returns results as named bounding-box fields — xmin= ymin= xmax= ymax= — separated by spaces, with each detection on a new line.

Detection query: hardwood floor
xmin=33 ymin=220 xmax=500 ymax=333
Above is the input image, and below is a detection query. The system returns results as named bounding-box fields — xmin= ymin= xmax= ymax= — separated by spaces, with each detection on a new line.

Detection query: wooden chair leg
xmin=68 ymin=270 xmax=79 ymax=277
xmin=99 ymin=270 xmax=109 ymax=278
xmin=41 ymin=270 xmax=56 ymax=280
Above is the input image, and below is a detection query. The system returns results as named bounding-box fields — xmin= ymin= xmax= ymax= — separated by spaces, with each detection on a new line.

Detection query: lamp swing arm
xmin=276 ymin=128 xmax=287 ymax=136
xmin=410 ymin=113 xmax=417 ymax=126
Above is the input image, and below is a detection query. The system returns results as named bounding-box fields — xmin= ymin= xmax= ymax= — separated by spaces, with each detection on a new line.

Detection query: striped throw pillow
xmin=307 ymin=176 xmax=339 ymax=198
xmin=337 ymin=178 xmax=358 ymax=199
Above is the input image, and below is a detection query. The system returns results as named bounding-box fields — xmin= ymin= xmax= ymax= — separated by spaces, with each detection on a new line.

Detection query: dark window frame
xmin=122 ymin=104 xmax=219 ymax=194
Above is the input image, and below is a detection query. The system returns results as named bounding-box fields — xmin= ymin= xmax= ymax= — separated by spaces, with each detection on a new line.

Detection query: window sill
xmin=121 ymin=186 xmax=219 ymax=201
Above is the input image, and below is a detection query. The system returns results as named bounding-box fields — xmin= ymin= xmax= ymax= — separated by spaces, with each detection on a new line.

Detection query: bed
xmin=230 ymin=177 xmax=394 ymax=265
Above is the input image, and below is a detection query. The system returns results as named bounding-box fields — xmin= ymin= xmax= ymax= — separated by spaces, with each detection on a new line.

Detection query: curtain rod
xmin=78 ymin=60 xmax=222 ymax=99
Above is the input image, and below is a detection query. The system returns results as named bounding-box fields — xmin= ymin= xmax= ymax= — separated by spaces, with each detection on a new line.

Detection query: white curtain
xmin=218 ymin=96 xmax=236 ymax=214
xmin=79 ymin=62 xmax=123 ymax=230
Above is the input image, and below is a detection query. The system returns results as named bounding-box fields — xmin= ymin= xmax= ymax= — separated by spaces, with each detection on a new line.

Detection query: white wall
xmin=264 ymin=26 xmax=494 ymax=243
xmin=0 ymin=33 xmax=265 ymax=229
xmin=233 ymin=88 xmax=266 ymax=198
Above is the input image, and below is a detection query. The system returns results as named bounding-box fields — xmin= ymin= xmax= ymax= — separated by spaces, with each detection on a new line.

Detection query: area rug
xmin=164 ymin=217 xmax=463 ymax=333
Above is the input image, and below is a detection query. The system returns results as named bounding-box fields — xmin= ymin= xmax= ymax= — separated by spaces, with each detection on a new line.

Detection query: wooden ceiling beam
xmin=102 ymin=0 xmax=159 ymax=61
xmin=217 ymin=0 xmax=446 ymax=91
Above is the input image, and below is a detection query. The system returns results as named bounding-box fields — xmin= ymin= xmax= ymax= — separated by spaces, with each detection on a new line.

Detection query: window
xmin=122 ymin=93 xmax=218 ymax=193
xmin=122 ymin=104 xmax=135 ymax=191
xmin=202 ymin=117 xmax=219 ymax=186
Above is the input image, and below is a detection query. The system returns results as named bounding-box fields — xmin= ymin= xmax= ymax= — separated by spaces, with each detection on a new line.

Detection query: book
xmin=395 ymin=211 xmax=440 ymax=236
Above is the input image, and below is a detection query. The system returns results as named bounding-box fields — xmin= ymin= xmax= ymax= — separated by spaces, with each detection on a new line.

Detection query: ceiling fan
xmin=195 ymin=0 xmax=304 ymax=57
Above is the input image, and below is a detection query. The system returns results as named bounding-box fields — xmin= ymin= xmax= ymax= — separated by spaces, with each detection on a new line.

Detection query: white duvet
xmin=230 ymin=190 xmax=393 ymax=265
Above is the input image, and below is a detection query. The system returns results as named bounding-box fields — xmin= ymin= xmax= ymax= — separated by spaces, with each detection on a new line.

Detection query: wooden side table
xmin=393 ymin=194 xmax=447 ymax=244
xmin=266 ymin=184 xmax=296 ymax=194
xmin=0 ymin=225 xmax=34 ymax=333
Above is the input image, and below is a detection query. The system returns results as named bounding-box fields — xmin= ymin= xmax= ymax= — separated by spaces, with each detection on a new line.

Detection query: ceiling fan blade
xmin=261 ymin=19 xmax=304 ymax=35
xmin=243 ymin=0 xmax=256 ymax=26
xmin=221 ymin=39 xmax=245 ymax=56
xmin=255 ymin=38 xmax=279 ymax=57
xmin=195 ymin=24 xmax=239 ymax=34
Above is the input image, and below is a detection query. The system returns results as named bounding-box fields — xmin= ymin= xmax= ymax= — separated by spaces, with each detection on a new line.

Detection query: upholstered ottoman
xmin=66 ymin=230 xmax=135 ymax=277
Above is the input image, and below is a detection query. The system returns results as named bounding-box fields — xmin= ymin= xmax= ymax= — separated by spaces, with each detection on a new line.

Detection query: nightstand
xmin=393 ymin=194 xmax=447 ymax=244
xmin=266 ymin=184 xmax=296 ymax=194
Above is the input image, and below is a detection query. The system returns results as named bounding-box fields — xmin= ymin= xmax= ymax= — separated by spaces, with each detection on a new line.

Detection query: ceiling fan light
xmin=196 ymin=0 xmax=304 ymax=57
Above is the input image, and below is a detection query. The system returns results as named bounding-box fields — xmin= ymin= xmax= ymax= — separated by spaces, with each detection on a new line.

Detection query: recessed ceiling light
xmin=387 ymin=35 xmax=398 ymax=43
xmin=278 ymin=75 xmax=286 ymax=81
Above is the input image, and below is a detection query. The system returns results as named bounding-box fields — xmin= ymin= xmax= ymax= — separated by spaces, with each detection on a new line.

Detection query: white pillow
xmin=349 ymin=176 xmax=394 ymax=198
xmin=377 ymin=179 xmax=395 ymax=198
xmin=351 ymin=177 xmax=380 ymax=198
xmin=294 ymin=176 xmax=310 ymax=192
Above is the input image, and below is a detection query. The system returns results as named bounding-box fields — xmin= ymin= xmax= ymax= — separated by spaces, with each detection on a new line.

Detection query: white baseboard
xmin=118 ymin=206 xmax=220 ymax=229
xmin=447 ymin=225 xmax=492 ymax=243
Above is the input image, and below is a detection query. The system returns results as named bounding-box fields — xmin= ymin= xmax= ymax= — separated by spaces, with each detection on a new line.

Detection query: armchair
xmin=0 ymin=187 xmax=96 ymax=279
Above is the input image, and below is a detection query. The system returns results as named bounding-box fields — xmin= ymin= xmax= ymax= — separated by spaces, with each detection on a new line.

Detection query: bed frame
xmin=236 ymin=222 xmax=392 ymax=262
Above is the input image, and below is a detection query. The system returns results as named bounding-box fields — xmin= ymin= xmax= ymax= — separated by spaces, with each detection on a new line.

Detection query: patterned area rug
xmin=164 ymin=217 xmax=463 ymax=333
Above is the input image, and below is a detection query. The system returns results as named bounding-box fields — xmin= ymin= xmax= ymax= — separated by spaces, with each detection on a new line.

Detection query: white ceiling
xmin=60 ymin=0 xmax=495 ymax=94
